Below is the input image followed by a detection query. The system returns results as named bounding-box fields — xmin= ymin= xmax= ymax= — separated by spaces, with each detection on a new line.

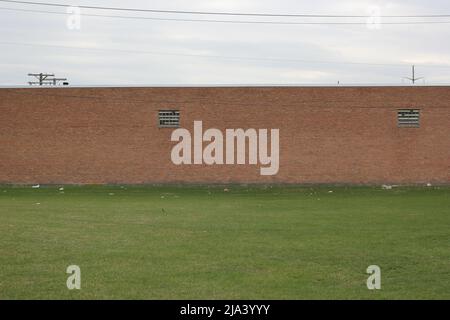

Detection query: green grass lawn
xmin=0 ymin=185 xmax=449 ymax=300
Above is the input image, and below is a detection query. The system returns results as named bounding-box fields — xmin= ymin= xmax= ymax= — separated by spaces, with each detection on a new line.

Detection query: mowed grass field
xmin=0 ymin=185 xmax=449 ymax=300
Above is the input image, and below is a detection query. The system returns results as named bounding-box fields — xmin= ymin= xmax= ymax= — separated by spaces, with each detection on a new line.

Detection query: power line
xmin=2 ymin=40 xmax=450 ymax=69
xmin=3 ymin=6 xmax=450 ymax=25
xmin=0 ymin=40 xmax=430 ymax=68
xmin=1 ymin=0 xmax=450 ymax=19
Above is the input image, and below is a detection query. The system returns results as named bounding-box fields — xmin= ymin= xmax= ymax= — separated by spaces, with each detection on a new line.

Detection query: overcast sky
xmin=1 ymin=0 xmax=450 ymax=86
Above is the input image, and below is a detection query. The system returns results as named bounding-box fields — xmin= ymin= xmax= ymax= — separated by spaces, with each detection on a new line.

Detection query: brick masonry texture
xmin=0 ymin=86 xmax=449 ymax=185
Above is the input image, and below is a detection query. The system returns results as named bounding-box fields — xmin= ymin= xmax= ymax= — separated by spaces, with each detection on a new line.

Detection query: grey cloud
xmin=1 ymin=0 xmax=450 ymax=85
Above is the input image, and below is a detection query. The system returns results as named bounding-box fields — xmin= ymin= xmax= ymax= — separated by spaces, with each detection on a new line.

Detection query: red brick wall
xmin=0 ymin=86 xmax=449 ymax=184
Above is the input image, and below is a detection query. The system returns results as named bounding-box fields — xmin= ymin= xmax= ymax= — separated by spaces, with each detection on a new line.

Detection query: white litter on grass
xmin=32 ymin=184 xmax=40 ymax=189
xmin=382 ymin=185 xmax=393 ymax=190
xmin=59 ymin=187 xmax=64 ymax=191
xmin=426 ymin=183 xmax=432 ymax=187
xmin=224 ymin=188 xmax=230 ymax=192
xmin=328 ymin=190 xmax=334 ymax=193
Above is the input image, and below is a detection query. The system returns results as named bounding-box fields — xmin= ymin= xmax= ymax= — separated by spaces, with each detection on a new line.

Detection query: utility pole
xmin=28 ymin=73 xmax=54 ymax=85
xmin=403 ymin=65 xmax=424 ymax=84
xmin=28 ymin=73 xmax=68 ymax=86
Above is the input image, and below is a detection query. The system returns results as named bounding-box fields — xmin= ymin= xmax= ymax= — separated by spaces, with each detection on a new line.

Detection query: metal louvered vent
xmin=398 ymin=109 xmax=420 ymax=128
xmin=159 ymin=110 xmax=180 ymax=128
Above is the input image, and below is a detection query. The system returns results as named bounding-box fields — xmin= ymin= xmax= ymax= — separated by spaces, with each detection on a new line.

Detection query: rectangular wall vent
xmin=398 ymin=109 xmax=420 ymax=128
xmin=158 ymin=110 xmax=180 ymax=128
